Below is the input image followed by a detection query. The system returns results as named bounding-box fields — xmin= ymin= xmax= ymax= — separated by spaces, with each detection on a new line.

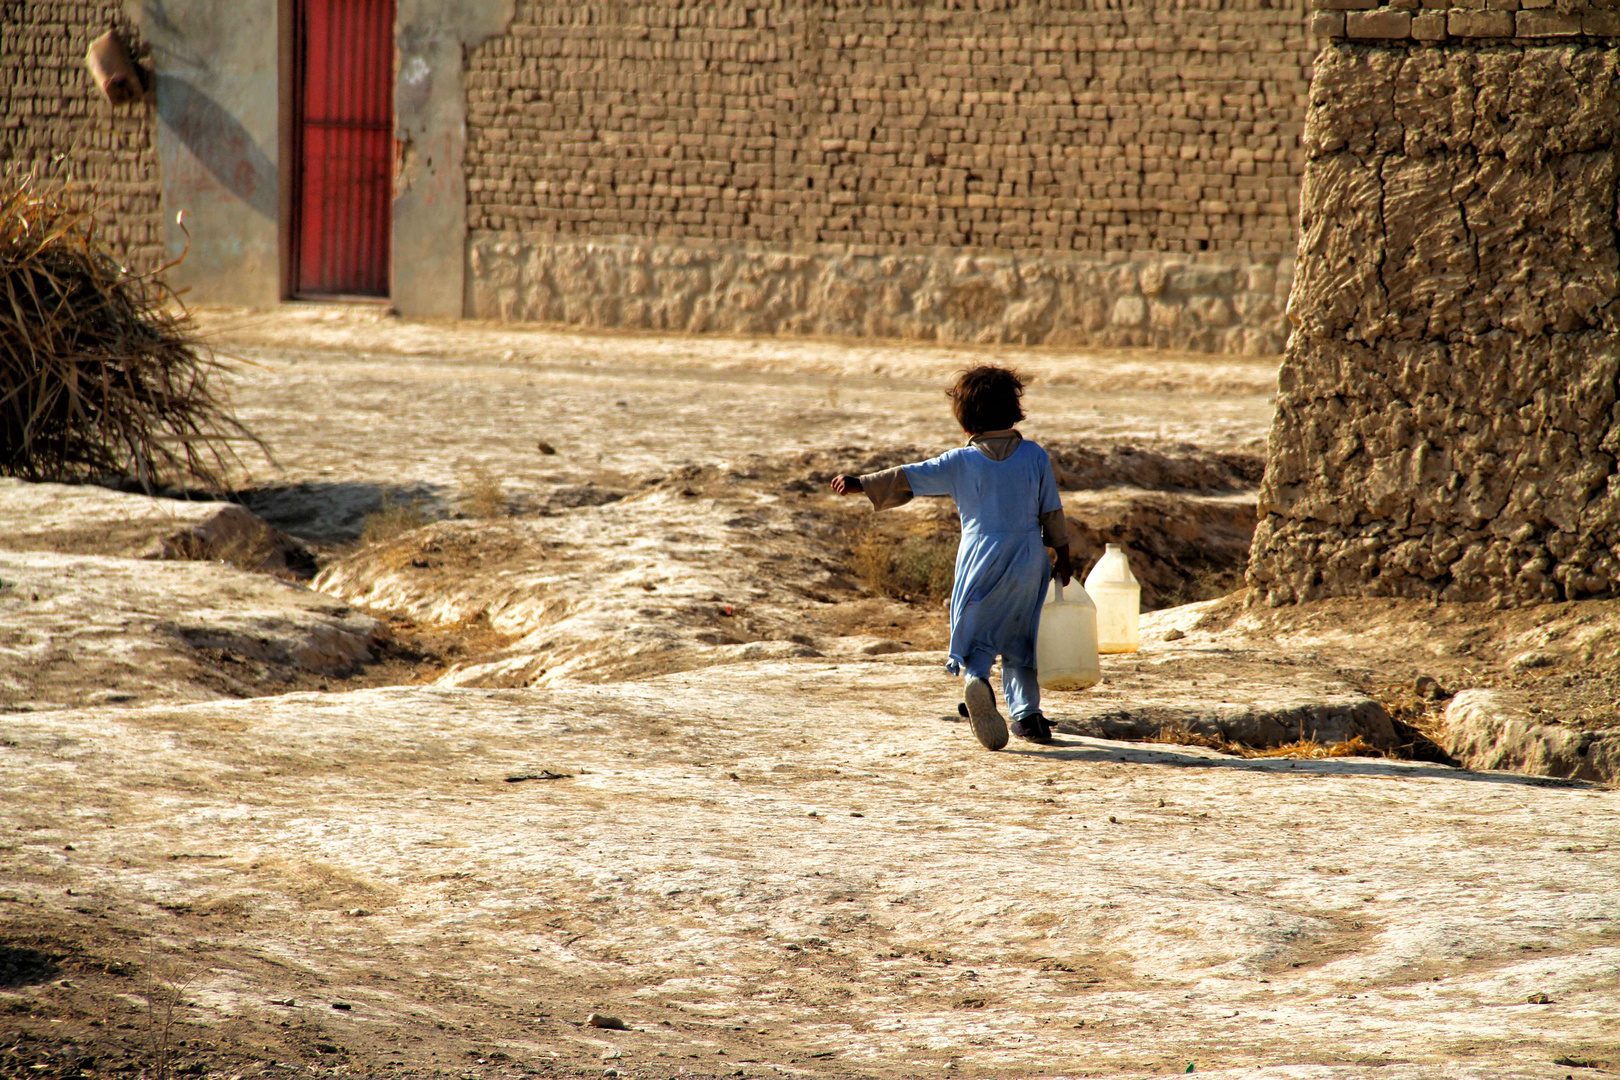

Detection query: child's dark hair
xmin=948 ymin=365 xmax=1026 ymax=433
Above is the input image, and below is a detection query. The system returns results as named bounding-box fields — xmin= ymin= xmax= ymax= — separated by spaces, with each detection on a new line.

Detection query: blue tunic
xmin=902 ymin=439 xmax=1062 ymax=674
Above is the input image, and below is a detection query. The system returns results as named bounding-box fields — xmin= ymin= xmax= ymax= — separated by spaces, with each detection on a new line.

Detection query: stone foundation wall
xmin=467 ymin=236 xmax=1293 ymax=351
xmin=1 ymin=1 xmax=164 ymax=273
xmin=1248 ymin=23 xmax=1620 ymax=604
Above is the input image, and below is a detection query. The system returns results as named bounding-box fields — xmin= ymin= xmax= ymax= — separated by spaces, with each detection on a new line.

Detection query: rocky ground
xmin=2 ymin=307 xmax=1617 ymax=1078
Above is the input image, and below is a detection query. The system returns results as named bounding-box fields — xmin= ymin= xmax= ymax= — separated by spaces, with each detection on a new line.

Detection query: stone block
xmin=1447 ymin=9 xmax=1516 ymax=33
xmin=1312 ymin=10 xmax=1348 ymax=36
xmin=1411 ymin=12 xmax=1449 ymax=38
xmin=1583 ymin=8 xmax=1620 ymax=33
xmin=1516 ymin=9 xmax=1583 ymax=33
xmin=1346 ymin=9 xmax=1414 ymax=36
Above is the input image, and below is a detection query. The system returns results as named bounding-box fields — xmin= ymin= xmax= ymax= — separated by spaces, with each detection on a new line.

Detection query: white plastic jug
xmin=1085 ymin=543 xmax=1141 ymax=654
xmin=1036 ymin=578 xmax=1102 ymax=690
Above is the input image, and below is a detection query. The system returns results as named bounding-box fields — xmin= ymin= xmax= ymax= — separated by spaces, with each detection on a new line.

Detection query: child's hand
xmin=1053 ymin=544 xmax=1073 ymax=587
xmin=830 ymin=474 xmax=863 ymax=495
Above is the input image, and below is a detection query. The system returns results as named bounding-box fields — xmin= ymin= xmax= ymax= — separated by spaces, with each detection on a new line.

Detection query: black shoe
xmin=962 ymin=677 xmax=1009 ymax=751
xmin=1010 ymin=712 xmax=1053 ymax=744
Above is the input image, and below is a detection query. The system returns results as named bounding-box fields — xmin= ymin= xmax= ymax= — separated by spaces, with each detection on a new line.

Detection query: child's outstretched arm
xmin=830 ymin=466 xmax=914 ymax=510
xmin=833 ymin=451 xmax=963 ymax=510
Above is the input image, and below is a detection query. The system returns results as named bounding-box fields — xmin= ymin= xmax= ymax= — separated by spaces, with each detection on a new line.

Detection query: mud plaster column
xmin=1248 ymin=13 xmax=1620 ymax=606
xmin=392 ymin=0 xmax=513 ymax=319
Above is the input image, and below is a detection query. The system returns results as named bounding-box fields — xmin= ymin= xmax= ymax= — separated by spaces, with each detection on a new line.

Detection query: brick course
xmin=466 ymin=1 xmax=1315 ymax=257
xmin=0 ymin=1 xmax=164 ymax=274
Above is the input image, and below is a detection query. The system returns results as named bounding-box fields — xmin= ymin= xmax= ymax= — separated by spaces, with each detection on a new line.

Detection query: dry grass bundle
xmin=0 ymin=178 xmax=261 ymax=489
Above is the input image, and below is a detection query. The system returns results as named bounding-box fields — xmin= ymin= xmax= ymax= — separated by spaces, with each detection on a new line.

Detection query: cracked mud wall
xmin=1249 ymin=41 xmax=1620 ymax=605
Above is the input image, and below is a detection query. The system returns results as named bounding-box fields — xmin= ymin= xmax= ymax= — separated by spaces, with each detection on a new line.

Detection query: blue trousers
xmin=961 ymin=650 xmax=1041 ymax=721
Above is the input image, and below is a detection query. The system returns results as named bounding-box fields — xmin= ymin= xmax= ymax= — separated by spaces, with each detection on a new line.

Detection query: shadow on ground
xmin=1009 ymin=736 xmax=1592 ymax=788
xmin=0 ymin=944 xmax=59 ymax=988
xmin=236 ymin=480 xmax=446 ymax=543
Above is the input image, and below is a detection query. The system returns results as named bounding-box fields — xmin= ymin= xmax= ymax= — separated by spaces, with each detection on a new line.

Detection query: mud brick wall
xmin=0 ymin=1 xmax=164 ymax=273
xmin=463 ymin=0 xmax=1316 ymax=351
xmin=1248 ymin=14 xmax=1620 ymax=604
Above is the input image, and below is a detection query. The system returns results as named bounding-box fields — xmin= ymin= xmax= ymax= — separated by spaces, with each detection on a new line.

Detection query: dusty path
xmin=3 ymin=666 xmax=1617 ymax=1079
xmin=3 ymin=310 xmax=1618 ymax=1079
xmin=201 ymin=305 xmax=1275 ymax=540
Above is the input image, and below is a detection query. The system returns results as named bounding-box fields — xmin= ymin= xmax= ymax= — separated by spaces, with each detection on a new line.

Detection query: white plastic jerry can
xmin=1085 ymin=543 xmax=1141 ymax=654
xmin=1035 ymin=577 xmax=1102 ymax=690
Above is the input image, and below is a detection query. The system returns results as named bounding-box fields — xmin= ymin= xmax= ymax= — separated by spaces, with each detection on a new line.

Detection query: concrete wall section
xmin=1248 ymin=33 xmax=1620 ymax=604
xmin=1 ymin=1 xmax=165 ymax=273
xmin=466 ymin=236 xmax=1293 ymax=352
xmin=136 ymin=0 xmax=283 ymax=308
xmin=392 ymin=0 xmax=514 ymax=318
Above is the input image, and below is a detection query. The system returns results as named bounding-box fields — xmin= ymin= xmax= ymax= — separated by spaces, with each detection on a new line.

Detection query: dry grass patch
xmin=846 ymin=516 xmax=959 ymax=606
xmin=165 ymin=521 xmax=282 ymax=574
xmin=1147 ymin=724 xmax=1384 ymax=760
xmin=360 ymin=497 xmax=433 ymax=545
xmin=458 ymin=464 xmax=506 ymax=518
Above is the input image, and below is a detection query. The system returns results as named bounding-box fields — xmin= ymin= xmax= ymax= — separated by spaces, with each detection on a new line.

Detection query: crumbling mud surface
xmin=0 ymin=552 xmax=385 ymax=712
xmin=1249 ymin=44 xmax=1620 ymax=606
xmin=1178 ymin=593 xmax=1620 ymax=782
xmin=1 ymin=673 xmax=1617 ymax=1080
xmin=0 ymin=478 xmax=315 ymax=575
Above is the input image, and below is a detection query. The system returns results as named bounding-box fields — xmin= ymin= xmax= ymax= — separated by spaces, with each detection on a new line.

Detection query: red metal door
xmin=295 ymin=0 xmax=393 ymax=297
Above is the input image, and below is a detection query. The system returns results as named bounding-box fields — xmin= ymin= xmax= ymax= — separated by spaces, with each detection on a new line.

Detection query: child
xmin=831 ymin=365 xmax=1072 ymax=751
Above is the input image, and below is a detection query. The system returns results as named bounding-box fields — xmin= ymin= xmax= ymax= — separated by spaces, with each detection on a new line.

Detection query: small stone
xmin=345 ymin=908 xmax=369 ymax=917
xmin=537 ymin=440 xmax=557 ymax=454
xmin=331 ymin=1002 xmax=352 ymax=1011
xmin=1163 ymin=627 xmax=1186 ymax=642
xmin=601 ymin=1049 xmax=622 ymax=1060
xmin=587 ymin=1012 xmax=629 ymax=1030
xmin=1526 ymin=992 xmax=1552 ymax=1005
xmin=1108 ymin=815 xmax=1119 ymax=824
xmin=1509 ymin=651 xmax=1556 ymax=675
xmin=1414 ymin=675 xmax=1448 ymax=701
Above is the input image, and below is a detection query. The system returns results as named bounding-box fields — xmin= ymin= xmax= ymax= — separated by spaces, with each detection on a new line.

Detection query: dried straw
xmin=0 ymin=177 xmax=263 ymax=490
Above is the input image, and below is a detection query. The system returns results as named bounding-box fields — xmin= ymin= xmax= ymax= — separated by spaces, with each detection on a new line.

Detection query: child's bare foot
xmin=962 ymin=678 xmax=1008 ymax=751
xmin=1010 ymin=712 xmax=1053 ymax=744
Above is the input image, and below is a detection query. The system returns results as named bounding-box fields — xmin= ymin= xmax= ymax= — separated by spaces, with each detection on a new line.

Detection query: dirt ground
xmin=3 ymin=308 xmax=1618 ymax=1079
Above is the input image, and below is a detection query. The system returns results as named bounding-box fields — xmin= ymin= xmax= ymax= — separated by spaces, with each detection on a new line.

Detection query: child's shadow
xmin=1003 ymin=735 xmax=1590 ymax=789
